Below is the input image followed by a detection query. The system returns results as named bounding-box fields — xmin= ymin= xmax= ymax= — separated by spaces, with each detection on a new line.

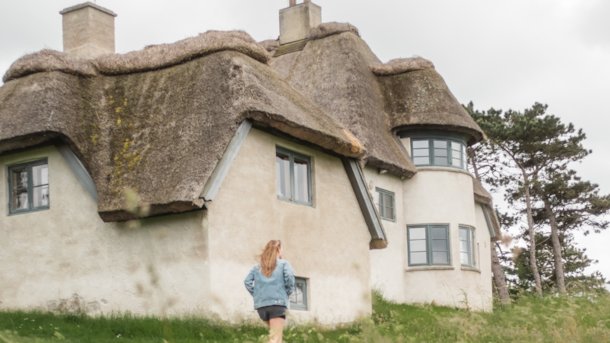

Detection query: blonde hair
xmin=259 ymin=240 xmax=281 ymax=277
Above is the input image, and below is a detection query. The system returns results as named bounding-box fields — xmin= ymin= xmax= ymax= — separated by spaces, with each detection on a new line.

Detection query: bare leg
xmin=268 ymin=317 xmax=285 ymax=343
xmin=263 ymin=320 xmax=270 ymax=328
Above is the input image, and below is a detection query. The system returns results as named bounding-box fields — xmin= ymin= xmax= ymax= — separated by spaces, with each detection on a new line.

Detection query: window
xmin=411 ymin=138 xmax=467 ymax=169
xmin=8 ymin=160 xmax=49 ymax=214
xmin=376 ymin=188 xmax=395 ymax=221
xmin=460 ymin=226 xmax=476 ymax=268
xmin=276 ymin=147 xmax=312 ymax=206
xmin=290 ymin=277 xmax=308 ymax=311
xmin=407 ymin=225 xmax=450 ymax=266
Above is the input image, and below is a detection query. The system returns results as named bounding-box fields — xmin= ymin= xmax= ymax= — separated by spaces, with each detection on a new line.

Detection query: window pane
xmin=452 ymin=158 xmax=462 ymax=168
xmin=413 ymin=149 xmax=429 ymax=157
xmin=276 ymin=154 xmax=291 ymax=199
xmin=432 ymin=239 xmax=447 ymax=251
xmin=431 ymin=227 xmax=447 ymax=239
xmin=385 ymin=205 xmax=394 ymax=220
xmin=12 ymin=190 xmax=29 ymax=211
xmin=452 ymin=142 xmax=462 ymax=151
xmin=432 ymin=252 xmax=448 ymax=264
xmin=461 ymin=252 xmax=470 ymax=265
xmin=412 ymin=140 xmax=429 ymax=149
xmin=434 ymin=157 xmax=448 ymax=166
xmin=459 ymin=228 xmax=469 ymax=240
xmin=33 ymin=186 xmax=49 ymax=208
xmin=410 ymin=240 xmax=427 ymax=252
xmin=409 ymin=227 xmax=426 ymax=240
xmin=410 ymin=252 xmax=427 ymax=264
xmin=384 ymin=194 xmax=393 ymax=208
xmin=413 ymin=157 xmax=430 ymax=165
xmin=433 ymin=140 xmax=447 ymax=149
xmin=294 ymin=158 xmax=310 ymax=203
xmin=434 ymin=148 xmax=448 ymax=157
xmin=460 ymin=240 xmax=469 ymax=252
xmin=32 ymin=164 xmax=49 ymax=186
xmin=290 ymin=282 xmax=304 ymax=305
xmin=11 ymin=168 xmax=28 ymax=189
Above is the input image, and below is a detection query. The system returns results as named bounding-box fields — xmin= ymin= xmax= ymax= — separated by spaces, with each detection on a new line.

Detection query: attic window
xmin=411 ymin=138 xmax=467 ymax=169
xmin=8 ymin=159 xmax=50 ymax=215
xmin=276 ymin=147 xmax=312 ymax=206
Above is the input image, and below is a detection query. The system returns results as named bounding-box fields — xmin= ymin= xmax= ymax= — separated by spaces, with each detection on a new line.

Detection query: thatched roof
xmin=0 ymin=31 xmax=364 ymax=222
xmin=376 ymin=67 xmax=486 ymax=144
xmin=270 ymin=24 xmax=417 ymax=178
xmin=473 ymin=178 xmax=502 ymax=240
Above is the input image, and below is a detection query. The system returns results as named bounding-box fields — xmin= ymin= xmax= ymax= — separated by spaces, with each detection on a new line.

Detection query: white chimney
xmin=60 ymin=2 xmax=117 ymax=58
xmin=279 ymin=0 xmax=321 ymax=45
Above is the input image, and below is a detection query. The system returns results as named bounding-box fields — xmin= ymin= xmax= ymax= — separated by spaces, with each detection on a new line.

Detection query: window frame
xmin=459 ymin=226 xmax=476 ymax=268
xmin=410 ymin=138 xmax=467 ymax=169
xmin=275 ymin=147 xmax=313 ymax=206
xmin=8 ymin=159 xmax=50 ymax=215
xmin=407 ymin=225 xmax=451 ymax=267
xmin=289 ymin=277 xmax=308 ymax=311
xmin=375 ymin=188 xmax=395 ymax=222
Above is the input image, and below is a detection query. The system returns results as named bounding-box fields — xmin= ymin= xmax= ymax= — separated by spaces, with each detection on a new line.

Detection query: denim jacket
xmin=244 ymin=258 xmax=295 ymax=309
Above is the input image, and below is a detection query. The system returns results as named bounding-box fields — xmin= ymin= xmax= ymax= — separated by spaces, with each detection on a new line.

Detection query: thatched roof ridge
xmin=271 ymin=30 xmax=417 ymax=177
xmin=308 ymin=22 xmax=360 ymax=41
xmin=3 ymin=49 xmax=98 ymax=83
xmin=377 ymin=68 xmax=487 ymax=144
xmin=0 ymin=50 xmax=363 ymax=221
xmin=371 ymin=57 xmax=435 ymax=76
xmin=94 ymin=30 xmax=270 ymax=75
xmin=3 ymin=31 xmax=270 ymax=83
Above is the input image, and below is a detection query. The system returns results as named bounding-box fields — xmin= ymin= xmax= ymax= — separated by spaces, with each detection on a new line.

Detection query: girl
xmin=244 ymin=240 xmax=295 ymax=343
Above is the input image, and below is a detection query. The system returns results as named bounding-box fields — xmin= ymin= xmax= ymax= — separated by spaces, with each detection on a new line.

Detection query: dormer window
xmin=399 ymin=131 xmax=470 ymax=170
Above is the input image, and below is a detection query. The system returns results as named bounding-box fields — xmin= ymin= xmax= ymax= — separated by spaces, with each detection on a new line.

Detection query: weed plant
xmin=1 ymin=292 xmax=609 ymax=342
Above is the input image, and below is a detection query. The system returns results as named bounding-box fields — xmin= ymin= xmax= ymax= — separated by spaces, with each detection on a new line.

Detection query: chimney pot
xmin=279 ymin=1 xmax=321 ymax=45
xmin=60 ymin=2 xmax=117 ymax=58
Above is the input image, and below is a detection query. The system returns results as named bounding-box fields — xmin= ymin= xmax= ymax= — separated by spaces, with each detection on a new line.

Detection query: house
xmin=0 ymin=1 xmax=501 ymax=323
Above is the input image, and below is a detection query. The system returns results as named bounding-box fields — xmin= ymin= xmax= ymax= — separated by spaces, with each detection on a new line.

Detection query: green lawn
xmin=1 ymin=293 xmax=609 ymax=342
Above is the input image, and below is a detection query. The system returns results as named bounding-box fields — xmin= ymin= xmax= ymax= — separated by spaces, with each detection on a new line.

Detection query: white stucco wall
xmin=365 ymin=149 xmax=493 ymax=311
xmin=205 ymin=128 xmax=373 ymax=324
xmin=364 ymin=167 xmax=407 ymax=303
xmin=0 ymin=146 xmax=211 ymax=316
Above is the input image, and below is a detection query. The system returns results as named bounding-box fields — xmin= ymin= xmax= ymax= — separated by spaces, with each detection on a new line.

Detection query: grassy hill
xmin=1 ymin=292 xmax=609 ymax=342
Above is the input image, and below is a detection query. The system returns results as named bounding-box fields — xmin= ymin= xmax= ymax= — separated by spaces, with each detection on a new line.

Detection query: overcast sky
xmin=1 ymin=0 xmax=609 ymax=284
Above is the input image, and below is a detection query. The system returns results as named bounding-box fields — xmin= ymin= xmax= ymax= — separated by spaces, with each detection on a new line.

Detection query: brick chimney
xmin=280 ymin=0 xmax=321 ymax=45
xmin=60 ymin=2 xmax=117 ymax=58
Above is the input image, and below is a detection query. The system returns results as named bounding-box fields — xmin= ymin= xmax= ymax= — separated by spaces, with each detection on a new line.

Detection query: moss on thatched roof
xmin=376 ymin=68 xmax=486 ymax=144
xmin=270 ymin=28 xmax=417 ymax=178
xmin=0 ymin=31 xmax=364 ymax=222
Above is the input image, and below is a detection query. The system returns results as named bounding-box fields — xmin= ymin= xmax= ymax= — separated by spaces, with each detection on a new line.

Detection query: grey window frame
xmin=410 ymin=138 xmax=467 ymax=169
xmin=407 ymin=225 xmax=451 ymax=266
xmin=290 ymin=277 xmax=308 ymax=311
xmin=375 ymin=188 xmax=395 ymax=222
xmin=459 ymin=226 xmax=476 ymax=268
xmin=8 ymin=159 xmax=50 ymax=215
xmin=276 ymin=147 xmax=313 ymax=206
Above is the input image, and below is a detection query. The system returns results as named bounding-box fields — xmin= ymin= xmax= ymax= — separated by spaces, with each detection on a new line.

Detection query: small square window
xmin=276 ymin=147 xmax=312 ymax=206
xmin=376 ymin=188 xmax=395 ymax=221
xmin=8 ymin=159 xmax=49 ymax=215
xmin=407 ymin=225 xmax=451 ymax=266
xmin=290 ymin=277 xmax=308 ymax=311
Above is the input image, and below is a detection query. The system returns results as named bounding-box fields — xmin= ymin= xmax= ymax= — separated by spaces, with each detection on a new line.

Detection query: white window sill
xmin=405 ymin=266 xmax=454 ymax=272
xmin=461 ymin=267 xmax=481 ymax=273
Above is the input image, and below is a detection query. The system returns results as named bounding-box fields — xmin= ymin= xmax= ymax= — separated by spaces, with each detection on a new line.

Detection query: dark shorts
xmin=257 ymin=305 xmax=287 ymax=321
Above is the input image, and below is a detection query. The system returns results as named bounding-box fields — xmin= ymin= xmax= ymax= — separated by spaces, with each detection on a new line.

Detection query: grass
xmin=1 ymin=293 xmax=610 ymax=342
